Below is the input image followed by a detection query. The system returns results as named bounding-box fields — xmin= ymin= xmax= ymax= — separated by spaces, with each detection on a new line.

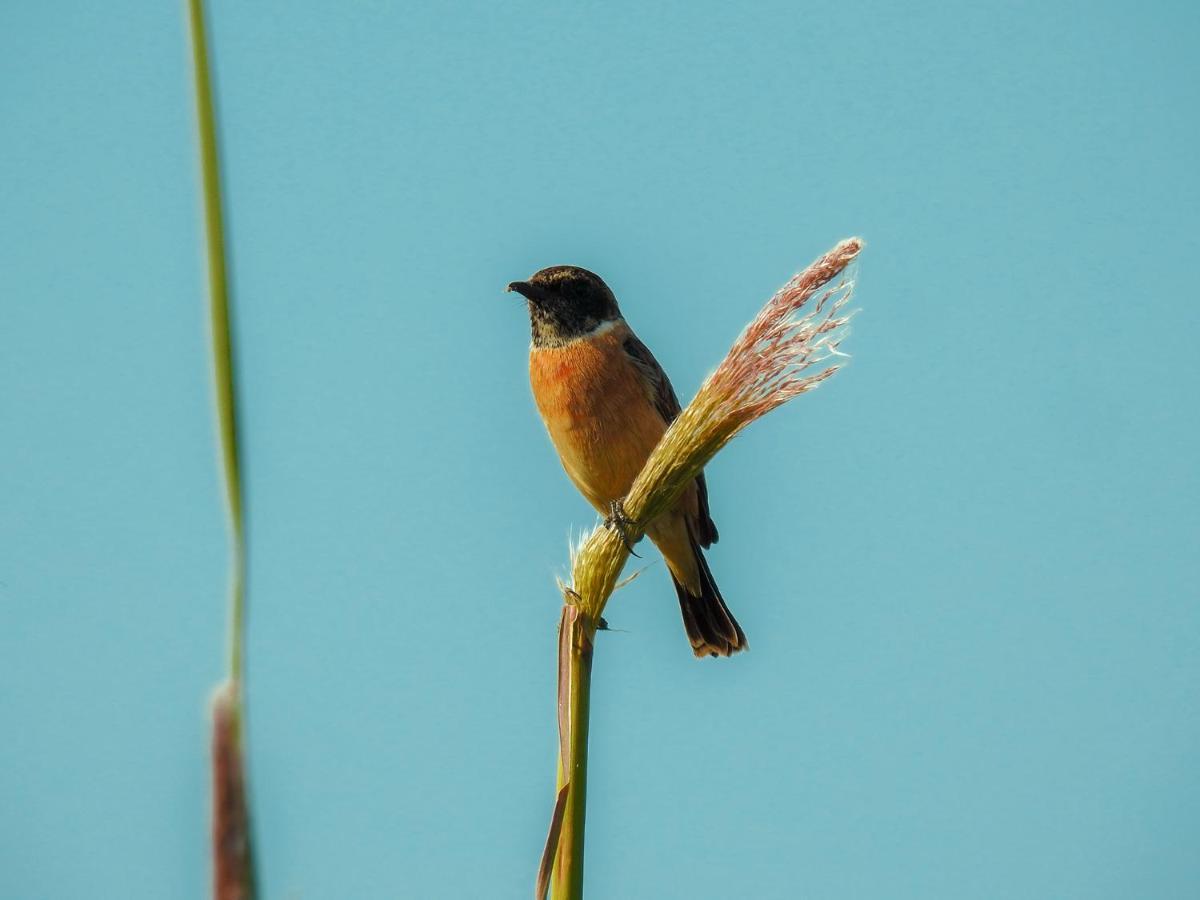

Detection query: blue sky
xmin=2 ymin=2 xmax=1197 ymax=898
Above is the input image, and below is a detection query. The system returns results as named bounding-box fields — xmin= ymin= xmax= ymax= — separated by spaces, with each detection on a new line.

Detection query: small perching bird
xmin=509 ymin=267 xmax=746 ymax=658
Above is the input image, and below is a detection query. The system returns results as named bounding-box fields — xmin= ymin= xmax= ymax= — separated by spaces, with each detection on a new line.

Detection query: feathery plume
xmin=568 ymin=238 xmax=861 ymax=620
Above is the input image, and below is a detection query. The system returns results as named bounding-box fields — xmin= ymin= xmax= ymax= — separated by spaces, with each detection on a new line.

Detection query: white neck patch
xmin=531 ymin=317 xmax=623 ymax=350
xmin=583 ymin=318 xmax=621 ymax=340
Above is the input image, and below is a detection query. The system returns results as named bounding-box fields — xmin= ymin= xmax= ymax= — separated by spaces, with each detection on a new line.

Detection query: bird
xmin=507 ymin=266 xmax=746 ymax=658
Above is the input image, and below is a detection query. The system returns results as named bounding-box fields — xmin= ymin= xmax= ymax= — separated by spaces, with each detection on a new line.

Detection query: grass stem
xmin=186 ymin=0 xmax=255 ymax=896
xmin=550 ymin=607 xmax=594 ymax=899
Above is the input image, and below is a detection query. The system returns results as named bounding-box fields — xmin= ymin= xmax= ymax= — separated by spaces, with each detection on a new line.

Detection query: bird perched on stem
xmin=508 ymin=267 xmax=746 ymax=658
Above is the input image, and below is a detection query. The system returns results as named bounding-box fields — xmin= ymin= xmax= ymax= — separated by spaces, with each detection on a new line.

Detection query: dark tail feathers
xmin=672 ymin=540 xmax=747 ymax=658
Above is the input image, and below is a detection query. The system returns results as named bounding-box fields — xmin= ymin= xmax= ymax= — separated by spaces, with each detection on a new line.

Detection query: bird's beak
xmin=506 ymin=281 xmax=535 ymax=300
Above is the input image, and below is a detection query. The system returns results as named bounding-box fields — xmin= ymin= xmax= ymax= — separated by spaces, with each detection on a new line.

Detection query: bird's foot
xmin=603 ymin=499 xmax=641 ymax=557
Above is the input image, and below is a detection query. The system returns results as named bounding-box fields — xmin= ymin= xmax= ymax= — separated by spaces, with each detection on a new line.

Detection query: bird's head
xmin=507 ymin=266 xmax=621 ymax=347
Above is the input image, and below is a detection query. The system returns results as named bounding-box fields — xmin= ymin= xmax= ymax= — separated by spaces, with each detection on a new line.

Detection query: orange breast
xmin=529 ymin=324 xmax=667 ymax=514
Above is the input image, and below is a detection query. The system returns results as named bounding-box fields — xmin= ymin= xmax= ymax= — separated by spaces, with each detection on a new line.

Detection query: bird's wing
xmin=622 ymin=334 xmax=719 ymax=546
xmin=622 ymin=333 xmax=681 ymax=421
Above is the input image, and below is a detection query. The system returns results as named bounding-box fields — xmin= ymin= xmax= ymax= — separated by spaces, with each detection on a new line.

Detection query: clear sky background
xmin=2 ymin=2 xmax=1197 ymax=898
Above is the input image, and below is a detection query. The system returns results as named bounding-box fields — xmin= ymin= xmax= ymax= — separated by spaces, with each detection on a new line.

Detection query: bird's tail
xmin=672 ymin=538 xmax=747 ymax=658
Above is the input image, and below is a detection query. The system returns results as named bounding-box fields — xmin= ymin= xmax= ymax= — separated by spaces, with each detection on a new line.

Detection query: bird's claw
xmin=603 ymin=499 xmax=641 ymax=557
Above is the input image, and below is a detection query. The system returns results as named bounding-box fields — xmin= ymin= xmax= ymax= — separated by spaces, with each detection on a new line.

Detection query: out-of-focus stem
xmin=187 ymin=0 xmax=245 ymax=688
xmin=211 ymin=683 xmax=255 ymax=900
xmin=188 ymin=0 xmax=254 ymax=897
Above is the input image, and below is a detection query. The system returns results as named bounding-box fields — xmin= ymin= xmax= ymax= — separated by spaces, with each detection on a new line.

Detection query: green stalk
xmin=187 ymin=1 xmax=255 ymax=896
xmin=551 ymin=608 xmax=594 ymax=900
xmin=187 ymin=0 xmax=245 ymax=682
xmin=187 ymin=0 xmax=244 ymax=677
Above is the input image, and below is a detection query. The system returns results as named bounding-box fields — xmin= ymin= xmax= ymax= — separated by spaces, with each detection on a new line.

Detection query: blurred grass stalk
xmin=187 ymin=0 xmax=256 ymax=897
xmin=538 ymin=239 xmax=863 ymax=899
